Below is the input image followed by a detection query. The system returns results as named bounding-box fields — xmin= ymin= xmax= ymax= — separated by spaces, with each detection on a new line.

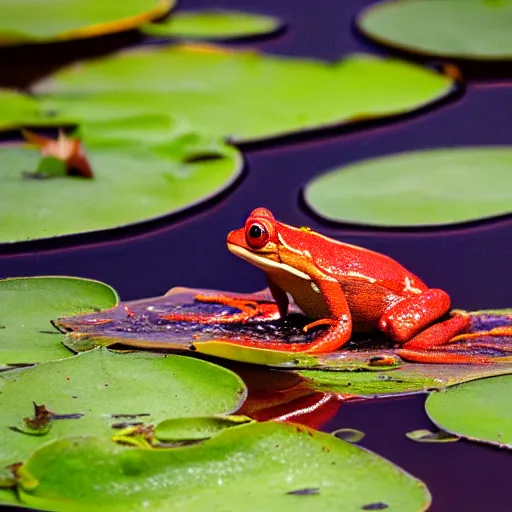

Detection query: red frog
xmin=223 ymin=207 xmax=470 ymax=354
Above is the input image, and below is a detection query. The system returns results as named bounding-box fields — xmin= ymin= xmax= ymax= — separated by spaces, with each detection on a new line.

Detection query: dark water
xmin=1 ymin=0 xmax=512 ymax=511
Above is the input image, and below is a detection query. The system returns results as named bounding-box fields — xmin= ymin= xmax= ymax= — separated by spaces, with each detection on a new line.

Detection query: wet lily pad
xmin=358 ymin=0 xmax=512 ymax=61
xmin=34 ymin=45 xmax=455 ymax=143
xmin=0 ymin=348 xmax=246 ymax=468
xmin=426 ymin=374 xmax=512 ymax=449
xmin=0 ymin=123 xmax=242 ymax=243
xmin=143 ymin=9 xmax=282 ymax=40
xmin=0 ymin=277 xmax=118 ymax=366
xmin=0 ymin=0 xmax=174 ymax=45
xmin=17 ymin=422 xmax=431 ymax=511
xmin=304 ymin=147 xmax=512 ymax=227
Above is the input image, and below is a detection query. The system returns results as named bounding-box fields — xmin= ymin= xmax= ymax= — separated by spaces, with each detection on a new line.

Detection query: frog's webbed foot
xmin=303 ymin=318 xmax=337 ymax=333
xmin=160 ymin=294 xmax=280 ymax=324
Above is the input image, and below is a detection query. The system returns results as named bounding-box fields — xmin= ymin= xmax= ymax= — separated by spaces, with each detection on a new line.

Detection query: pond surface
xmin=1 ymin=0 xmax=511 ymax=511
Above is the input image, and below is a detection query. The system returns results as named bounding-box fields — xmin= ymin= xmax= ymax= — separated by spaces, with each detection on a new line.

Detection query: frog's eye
xmin=246 ymin=222 xmax=269 ymax=249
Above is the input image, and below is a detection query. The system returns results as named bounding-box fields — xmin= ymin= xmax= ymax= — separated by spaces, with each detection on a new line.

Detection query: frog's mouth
xmin=227 ymin=242 xmax=310 ymax=281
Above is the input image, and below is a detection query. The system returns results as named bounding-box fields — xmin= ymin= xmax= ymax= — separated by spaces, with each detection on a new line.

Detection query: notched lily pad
xmin=304 ymin=147 xmax=512 ymax=228
xmin=426 ymin=374 xmax=512 ymax=449
xmin=0 ymin=348 xmax=246 ymax=468
xmin=0 ymin=276 xmax=118 ymax=366
xmin=358 ymin=0 xmax=512 ymax=61
xmin=16 ymin=422 xmax=431 ymax=511
xmin=0 ymin=0 xmax=174 ymax=45
xmin=143 ymin=9 xmax=283 ymax=40
xmin=34 ymin=46 xmax=455 ymax=143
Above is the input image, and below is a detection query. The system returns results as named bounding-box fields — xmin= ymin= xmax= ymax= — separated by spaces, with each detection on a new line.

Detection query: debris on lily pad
xmin=34 ymin=45 xmax=455 ymax=143
xmin=405 ymin=429 xmax=459 ymax=444
xmin=357 ymin=0 xmax=512 ymax=61
xmin=0 ymin=276 xmax=118 ymax=366
xmin=22 ymin=129 xmax=93 ymax=179
xmin=303 ymin=147 xmax=512 ymax=228
xmin=143 ymin=9 xmax=283 ymax=40
xmin=0 ymin=0 xmax=175 ymax=46
xmin=0 ymin=348 xmax=246 ymax=468
xmin=0 ymin=121 xmax=242 ymax=243
xmin=15 ymin=422 xmax=431 ymax=511
xmin=426 ymin=375 xmax=512 ymax=449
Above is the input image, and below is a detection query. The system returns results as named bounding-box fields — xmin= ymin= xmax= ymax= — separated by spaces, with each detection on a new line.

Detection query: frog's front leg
xmin=378 ymin=289 xmax=469 ymax=348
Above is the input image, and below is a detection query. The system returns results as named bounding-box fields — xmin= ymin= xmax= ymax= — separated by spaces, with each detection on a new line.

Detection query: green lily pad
xmin=0 ymin=277 xmax=118 ymax=366
xmin=0 ymin=0 xmax=174 ymax=45
xmin=155 ymin=415 xmax=253 ymax=441
xmin=34 ymin=45 xmax=455 ymax=143
xmin=143 ymin=9 xmax=282 ymax=40
xmin=0 ymin=90 xmax=68 ymax=132
xmin=0 ymin=123 xmax=242 ymax=243
xmin=426 ymin=374 xmax=512 ymax=449
xmin=17 ymin=422 xmax=431 ymax=511
xmin=357 ymin=0 xmax=512 ymax=61
xmin=0 ymin=348 xmax=246 ymax=469
xmin=304 ymin=147 xmax=512 ymax=227
xmin=332 ymin=428 xmax=365 ymax=443
xmin=298 ymin=361 xmax=512 ymax=397
xmin=405 ymin=429 xmax=459 ymax=444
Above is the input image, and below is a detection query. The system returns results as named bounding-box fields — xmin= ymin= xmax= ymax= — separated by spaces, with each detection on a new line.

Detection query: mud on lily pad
xmin=0 ymin=0 xmax=174 ymax=45
xmin=58 ymin=287 xmax=512 ymax=397
xmin=0 ymin=276 xmax=118 ymax=367
xmin=0 ymin=348 xmax=246 ymax=472
xmin=143 ymin=9 xmax=283 ymax=40
xmin=0 ymin=121 xmax=242 ymax=243
xmin=34 ymin=45 xmax=455 ymax=143
xmin=303 ymin=147 xmax=512 ymax=228
xmin=15 ymin=422 xmax=431 ymax=512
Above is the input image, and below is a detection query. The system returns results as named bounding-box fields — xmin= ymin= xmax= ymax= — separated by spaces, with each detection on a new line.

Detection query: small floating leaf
xmin=304 ymin=148 xmax=512 ymax=227
xmin=0 ymin=276 xmax=118 ymax=366
xmin=17 ymin=422 xmax=431 ymax=511
xmin=143 ymin=9 xmax=282 ymax=40
xmin=358 ymin=0 xmax=512 ymax=61
xmin=155 ymin=415 xmax=253 ymax=441
xmin=35 ymin=46 xmax=455 ymax=143
xmin=0 ymin=0 xmax=174 ymax=45
xmin=405 ymin=429 xmax=459 ymax=443
xmin=332 ymin=428 xmax=365 ymax=443
xmin=426 ymin=375 xmax=512 ymax=449
xmin=0 ymin=348 xmax=246 ymax=468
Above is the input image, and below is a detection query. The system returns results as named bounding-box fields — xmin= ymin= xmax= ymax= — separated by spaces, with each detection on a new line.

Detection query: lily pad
xmin=304 ymin=147 xmax=512 ymax=227
xmin=405 ymin=429 xmax=459 ymax=444
xmin=0 ymin=0 xmax=174 ymax=45
xmin=0 ymin=276 xmax=118 ymax=366
xmin=143 ymin=9 xmax=282 ymax=40
xmin=426 ymin=374 xmax=512 ymax=449
xmin=155 ymin=415 xmax=253 ymax=441
xmin=0 ymin=123 xmax=242 ymax=243
xmin=0 ymin=90 xmax=67 ymax=131
xmin=17 ymin=422 xmax=431 ymax=511
xmin=0 ymin=348 xmax=246 ymax=468
xmin=34 ymin=45 xmax=455 ymax=143
xmin=357 ymin=0 xmax=512 ymax=61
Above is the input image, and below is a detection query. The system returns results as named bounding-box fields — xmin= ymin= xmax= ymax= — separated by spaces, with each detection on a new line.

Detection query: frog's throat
xmin=227 ymin=243 xmax=311 ymax=281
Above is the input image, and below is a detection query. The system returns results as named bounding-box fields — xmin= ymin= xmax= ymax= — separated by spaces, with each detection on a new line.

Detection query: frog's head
xmin=227 ymin=208 xmax=281 ymax=269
